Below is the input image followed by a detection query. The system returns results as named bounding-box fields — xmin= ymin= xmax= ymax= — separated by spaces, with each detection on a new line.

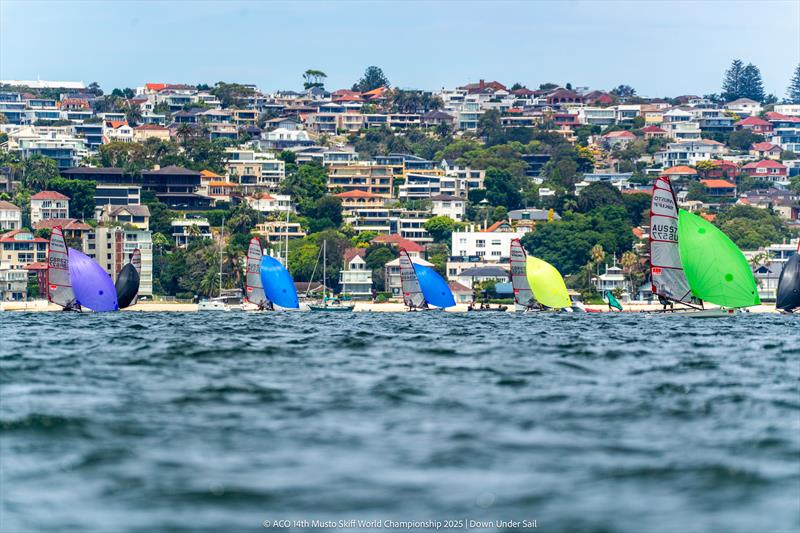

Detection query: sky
xmin=1 ymin=0 xmax=798 ymax=97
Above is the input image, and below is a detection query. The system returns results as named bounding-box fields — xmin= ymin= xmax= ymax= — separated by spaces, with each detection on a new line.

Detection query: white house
xmin=431 ymin=195 xmax=466 ymax=221
xmin=450 ymin=222 xmax=526 ymax=260
xmin=339 ymin=248 xmax=372 ymax=300
xmin=0 ymin=201 xmax=22 ymax=231
xmin=171 ymin=217 xmax=212 ymax=247
xmin=655 ymin=140 xmax=726 ymax=168
xmin=30 ymin=191 xmax=69 ymax=224
xmin=724 ymin=98 xmax=762 ymax=117
xmin=245 ymin=194 xmax=293 ymax=214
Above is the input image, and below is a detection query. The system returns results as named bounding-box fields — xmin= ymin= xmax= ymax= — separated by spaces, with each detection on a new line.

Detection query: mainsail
xmin=510 ymin=239 xmax=535 ymax=310
xmin=650 ymin=176 xmax=692 ymax=303
xmin=526 ymin=256 xmax=571 ymax=309
xmin=416 ymin=264 xmax=455 ymax=308
xmin=260 ymin=254 xmax=299 ymax=309
xmin=776 ymin=244 xmax=800 ymax=312
xmin=69 ymin=248 xmax=119 ymax=312
xmin=678 ymin=209 xmax=759 ymax=309
xmin=115 ymin=249 xmax=141 ymax=309
xmin=399 ymin=249 xmax=426 ymax=308
xmin=246 ymin=237 xmax=269 ymax=308
xmin=47 ymin=226 xmax=76 ymax=309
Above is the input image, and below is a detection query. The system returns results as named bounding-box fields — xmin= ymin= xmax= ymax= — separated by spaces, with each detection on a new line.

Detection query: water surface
xmin=1 ymin=312 xmax=798 ymax=532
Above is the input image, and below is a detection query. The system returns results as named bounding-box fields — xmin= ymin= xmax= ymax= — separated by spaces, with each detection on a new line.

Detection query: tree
xmin=740 ymin=63 xmax=765 ymax=102
xmin=611 ymin=85 xmax=636 ymax=98
xmin=364 ymin=244 xmax=396 ymax=289
xmin=87 ymin=81 xmax=103 ymax=97
xmin=303 ymin=69 xmax=327 ymax=90
xmin=308 ymin=196 xmax=343 ymax=229
xmin=715 ymin=204 xmax=792 ymax=249
xmin=280 ymin=162 xmax=329 ymax=215
xmin=352 ymin=66 xmax=389 ymax=92
xmin=45 ymin=178 xmax=96 ymax=219
xmin=424 ymin=216 xmax=458 ymax=243
xmin=211 ymin=81 xmax=255 ymax=108
xmin=728 ymin=129 xmax=761 ymax=151
xmin=576 ymin=182 xmax=623 ymax=213
xmin=484 ymin=168 xmax=524 ymax=210
xmin=787 ymin=64 xmax=800 ymax=103
xmin=22 ymin=155 xmax=60 ymax=190
xmin=477 ymin=109 xmax=503 ymax=145
xmin=622 ymin=193 xmax=651 ymax=226
xmin=722 ymin=59 xmax=745 ymax=101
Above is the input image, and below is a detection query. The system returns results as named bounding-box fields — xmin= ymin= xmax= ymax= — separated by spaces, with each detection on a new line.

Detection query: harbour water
xmin=1 ymin=312 xmax=798 ymax=532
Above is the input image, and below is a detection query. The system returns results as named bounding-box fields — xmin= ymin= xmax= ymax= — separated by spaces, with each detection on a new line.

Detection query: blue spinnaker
xmin=260 ymin=255 xmax=299 ymax=309
xmin=68 ymin=248 xmax=119 ymax=312
xmin=415 ymin=264 xmax=455 ymax=308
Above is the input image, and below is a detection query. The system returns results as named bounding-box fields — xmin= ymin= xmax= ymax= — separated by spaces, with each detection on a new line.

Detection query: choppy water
xmin=1 ymin=312 xmax=799 ymax=532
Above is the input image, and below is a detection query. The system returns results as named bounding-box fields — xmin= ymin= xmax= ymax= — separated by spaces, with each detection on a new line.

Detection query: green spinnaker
xmin=526 ymin=256 xmax=571 ymax=309
xmin=605 ymin=290 xmax=623 ymax=311
xmin=677 ymin=210 xmax=760 ymax=309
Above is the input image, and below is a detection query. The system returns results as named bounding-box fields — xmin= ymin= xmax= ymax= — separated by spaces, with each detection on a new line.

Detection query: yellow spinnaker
xmin=526 ymin=256 xmax=571 ymax=309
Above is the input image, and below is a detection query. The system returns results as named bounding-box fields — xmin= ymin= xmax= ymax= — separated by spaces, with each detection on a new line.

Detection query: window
xmin=476 ymin=239 xmax=485 ymax=248
xmin=491 ymin=251 xmax=502 ymax=256
xmin=491 ymin=240 xmax=501 ymax=246
xmin=476 ymin=251 xmax=486 ymax=257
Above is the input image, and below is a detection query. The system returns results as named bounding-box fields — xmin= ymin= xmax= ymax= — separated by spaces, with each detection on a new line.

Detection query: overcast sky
xmin=1 ymin=0 xmax=798 ymax=97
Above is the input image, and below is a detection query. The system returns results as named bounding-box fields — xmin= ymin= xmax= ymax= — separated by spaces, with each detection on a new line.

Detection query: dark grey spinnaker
xmin=116 ymin=248 xmax=141 ymax=309
xmin=776 ymin=251 xmax=800 ymax=312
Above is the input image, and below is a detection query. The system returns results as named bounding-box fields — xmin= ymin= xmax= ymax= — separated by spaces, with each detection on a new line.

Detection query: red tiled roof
xmin=335 ymin=190 xmax=383 ymax=199
xmin=735 ymin=116 xmax=771 ymax=127
xmin=134 ymin=124 xmax=167 ymax=131
xmin=343 ymin=247 xmax=366 ymax=264
xmin=31 ymin=191 xmax=70 ymax=200
xmin=0 ymin=200 xmax=20 ymax=210
xmin=448 ymin=280 xmax=472 ymax=294
xmin=0 ymin=229 xmax=48 ymax=243
xmin=662 ymin=165 xmax=697 ymax=176
xmin=107 ymin=120 xmax=128 ymax=129
xmin=208 ymin=181 xmax=236 ymax=187
xmin=742 ymin=160 xmax=787 ymax=170
xmin=641 ymin=125 xmax=666 ymax=133
xmin=701 ymin=179 xmax=736 ymax=189
xmin=24 ymin=261 xmax=48 ymax=271
xmin=750 ymin=142 xmax=782 ymax=151
xmin=373 ymin=234 xmax=424 ymax=252
xmin=146 ymin=83 xmax=167 ymax=91
xmin=200 ymin=169 xmax=224 ymax=178
xmin=765 ymin=111 xmax=800 ymax=123
xmin=700 ymin=213 xmax=716 ymax=222
xmin=603 ymin=130 xmax=636 ymax=139
xmin=33 ymin=219 xmax=91 ymax=231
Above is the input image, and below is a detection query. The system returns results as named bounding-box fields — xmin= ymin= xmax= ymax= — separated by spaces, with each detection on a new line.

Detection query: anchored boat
xmin=309 ymin=241 xmax=355 ymax=312
xmin=399 ymin=249 xmax=455 ymax=311
xmin=776 ymin=242 xmax=800 ymax=314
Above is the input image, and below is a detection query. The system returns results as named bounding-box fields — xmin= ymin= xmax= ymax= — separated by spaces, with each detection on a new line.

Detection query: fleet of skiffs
xmin=45 ymin=175 xmax=800 ymax=316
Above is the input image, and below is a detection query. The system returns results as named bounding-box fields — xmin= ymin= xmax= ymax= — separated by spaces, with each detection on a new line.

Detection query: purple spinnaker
xmin=68 ymin=248 xmax=119 ymax=312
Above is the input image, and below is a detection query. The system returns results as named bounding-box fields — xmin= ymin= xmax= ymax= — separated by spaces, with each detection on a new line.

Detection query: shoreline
xmin=0 ymin=300 xmax=782 ymax=313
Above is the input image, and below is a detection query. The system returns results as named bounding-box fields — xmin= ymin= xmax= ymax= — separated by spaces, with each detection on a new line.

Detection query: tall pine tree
xmin=722 ymin=59 xmax=745 ymax=101
xmin=788 ymin=64 xmax=800 ymax=103
xmin=740 ymin=63 xmax=765 ymax=102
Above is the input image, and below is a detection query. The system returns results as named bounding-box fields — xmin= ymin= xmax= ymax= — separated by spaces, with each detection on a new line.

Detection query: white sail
xmin=399 ymin=249 xmax=426 ymax=308
xmin=47 ymin=226 xmax=76 ymax=309
xmin=510 ymin=239 xmax=535 ymax=311
xmin=650 ymin=176 xmax=692 ymax=303
xmin=245 ymin=237 xmax=268 ymax=308
xmin=130 ymin=248 xmax=141 ymax=275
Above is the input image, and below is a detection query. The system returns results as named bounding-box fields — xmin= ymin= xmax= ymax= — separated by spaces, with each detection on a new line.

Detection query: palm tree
xmin=590 ymin=244 xmax=605 ymax=275
xmin=620 ymin=251 xmax=638 ymax=294
xmin=176 ymin=123 xmax=193 ymax=148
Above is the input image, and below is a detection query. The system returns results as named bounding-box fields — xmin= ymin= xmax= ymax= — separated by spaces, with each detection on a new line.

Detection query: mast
xmin=219 ymin=216 xmax=224 ymax=297
xmin=322 ymin=240 xmax=327 ymax=297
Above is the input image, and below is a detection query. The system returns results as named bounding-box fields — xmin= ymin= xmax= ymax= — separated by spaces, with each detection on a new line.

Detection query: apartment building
xmin=225 ymin=149 xmax=285 ymax=194
xmin=30 ymin=191 xmax=70 ymax=224
xmin=82 ymin=226 xmax=153 ymax=296
xmin=327 ymin=164 xmax=394 ymax=197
